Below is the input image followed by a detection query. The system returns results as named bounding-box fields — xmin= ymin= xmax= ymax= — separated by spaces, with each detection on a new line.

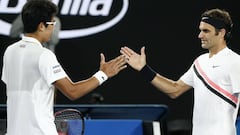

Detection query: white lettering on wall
xmin=0 ymin=0 xmax=129 ymax=39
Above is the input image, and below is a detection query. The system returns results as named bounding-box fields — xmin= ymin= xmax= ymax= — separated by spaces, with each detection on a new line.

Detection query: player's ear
xmin=219 ymin=28 xmax=227 ymax=39
xmin=38 ymin=22 xmax=46 ymax=32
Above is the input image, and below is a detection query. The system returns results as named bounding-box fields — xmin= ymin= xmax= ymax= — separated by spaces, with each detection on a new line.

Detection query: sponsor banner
xmin=0 ymin=0 xmax=129 ymax=39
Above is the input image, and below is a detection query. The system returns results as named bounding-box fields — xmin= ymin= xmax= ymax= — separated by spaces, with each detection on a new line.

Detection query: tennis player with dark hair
xmin=1 ymin=0 xmax=126 ymax=135
xmin=9 ymin=0 xmax=61 ymax=53
xmin=121 ymin=8 xmax=240 ymax=135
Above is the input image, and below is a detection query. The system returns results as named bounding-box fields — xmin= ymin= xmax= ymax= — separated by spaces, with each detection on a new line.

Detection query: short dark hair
xmin=201 ymin=8 xmax=233 ymax=42
xmin=22 ymin=0 xmax=58 ymax=33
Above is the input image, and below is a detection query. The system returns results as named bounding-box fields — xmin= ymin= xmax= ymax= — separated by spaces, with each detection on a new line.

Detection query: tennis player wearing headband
xmin=120 ymin=8 xmax=240 ymax=135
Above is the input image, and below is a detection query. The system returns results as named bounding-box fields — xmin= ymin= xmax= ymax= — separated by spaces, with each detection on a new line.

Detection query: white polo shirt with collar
xmin=1 ymin=36 xmax=67 ymax=135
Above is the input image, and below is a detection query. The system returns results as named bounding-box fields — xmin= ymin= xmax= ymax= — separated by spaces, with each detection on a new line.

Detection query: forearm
xmin=140 ymin=65 xmax=188 ymax=98
xmin=151 ymin=74 xmax=182 ymax=98
xmin=67 ymin=77 xmax=100 ymax=100
xmin=55 ymin=75 xmax=104 ymax=100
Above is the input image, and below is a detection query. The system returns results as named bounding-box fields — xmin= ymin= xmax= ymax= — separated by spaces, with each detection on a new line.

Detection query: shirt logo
xmin=53 ymin=65 xmax=61 ymax=73
xmin=212 ymin=65 xmax=220 ymax=68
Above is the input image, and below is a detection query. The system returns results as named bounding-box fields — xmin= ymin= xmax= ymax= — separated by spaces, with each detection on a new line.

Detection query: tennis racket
xmin=54 ymin=108 xmax=85 ymax=135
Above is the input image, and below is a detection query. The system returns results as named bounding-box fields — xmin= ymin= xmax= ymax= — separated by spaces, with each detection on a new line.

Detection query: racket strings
xmin=55 ymin=110 xmax=82 ymax=121
xmin=54 ymin=109 xmax=85 ymax=135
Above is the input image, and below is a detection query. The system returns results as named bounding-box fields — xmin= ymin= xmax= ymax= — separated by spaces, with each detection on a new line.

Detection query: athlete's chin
xmin=201 ymin=44 xmax=208 ymax=49
xmin=201 ymin=44 xmax=206 ymax=48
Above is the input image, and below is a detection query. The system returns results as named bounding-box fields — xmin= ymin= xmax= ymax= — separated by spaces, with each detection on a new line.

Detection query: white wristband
xmin=93 ymin=71 xmax=108 ymax=85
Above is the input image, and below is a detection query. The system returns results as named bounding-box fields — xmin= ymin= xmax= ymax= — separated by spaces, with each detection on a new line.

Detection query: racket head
xmin=55 ymin=108 xmax=84 ymax=120
xmin=54 ymin=108 xmax=85 ymax=135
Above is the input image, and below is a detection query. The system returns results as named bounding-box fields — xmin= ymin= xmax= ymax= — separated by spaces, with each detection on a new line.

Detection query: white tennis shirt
xmin=1 ymin=36 xmax=67 ymax=135
xmin=181 ymin=47 xmax=240 ymax=135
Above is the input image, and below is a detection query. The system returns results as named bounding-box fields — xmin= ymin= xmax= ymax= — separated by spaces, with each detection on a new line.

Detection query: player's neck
xmin=24 ymin=33 xmax=43 ymax=44
xmin=208 ymin=44 xmax=227 ymax=58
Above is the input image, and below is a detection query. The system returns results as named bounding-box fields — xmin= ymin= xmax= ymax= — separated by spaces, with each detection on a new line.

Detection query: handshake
xmin=98 ymin=46 xmax=150 ymax=84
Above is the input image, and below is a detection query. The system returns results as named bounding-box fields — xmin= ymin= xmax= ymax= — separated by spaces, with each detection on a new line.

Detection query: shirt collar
xmin=216 ymin=47 xmax=230 ymax=56
xmin=211 ymin=47 xmax=230 ymax=59
xmin=21 ymin=35 xmax=43 ymax=47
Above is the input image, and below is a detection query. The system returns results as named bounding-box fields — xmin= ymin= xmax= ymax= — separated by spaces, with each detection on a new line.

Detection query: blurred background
xmin=0 ymin=0 xmax=240 ymax=134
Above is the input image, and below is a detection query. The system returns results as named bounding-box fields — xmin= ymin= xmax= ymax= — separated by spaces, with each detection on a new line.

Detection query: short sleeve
xmin=180 ymin=63 xmax=194 ymax=87
xmin=39 ymin=50 xmax=67 ymax=86
xmin=229 ymin=59 xmax=240 ymax=94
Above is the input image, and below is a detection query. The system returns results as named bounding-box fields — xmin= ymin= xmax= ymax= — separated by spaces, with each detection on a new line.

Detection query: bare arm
xmin=120 ymin=46 xmax=191 ymax=98
xmin=54 ymin=76 xmax=99 ymax=100
xmin=151 ymin=74 xmax=191 ymax=98
xmin=54 ymin=53 xmax=127 ymax=100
